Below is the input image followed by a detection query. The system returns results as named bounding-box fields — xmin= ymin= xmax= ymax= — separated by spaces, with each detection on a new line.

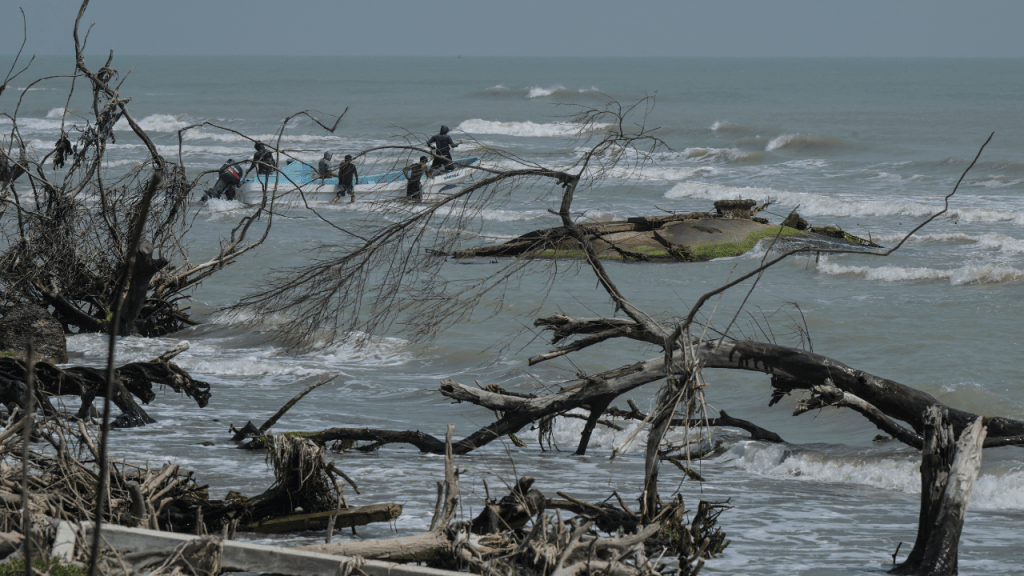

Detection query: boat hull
xmin=239 ymin=157 xmax=479 ymax=203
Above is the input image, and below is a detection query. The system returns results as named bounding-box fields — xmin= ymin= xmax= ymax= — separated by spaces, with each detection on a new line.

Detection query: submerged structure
xmin=454 ymin=200 xmax=881 ymax=262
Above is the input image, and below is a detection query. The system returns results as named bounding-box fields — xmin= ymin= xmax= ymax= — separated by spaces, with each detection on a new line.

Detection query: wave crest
xmin=766 ymin=133 xmax=848 ymax=152
xmin=458 ymin=119 xmax=609 ymax=137
xmin=817 ymin=257 xmax=1024 ymax=285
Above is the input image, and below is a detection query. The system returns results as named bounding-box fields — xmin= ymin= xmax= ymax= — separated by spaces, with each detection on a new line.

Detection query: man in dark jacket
xmin=333 ymin=154 xmax=358 ymax=203
xmin=318 ymin=151 xmax=334 ymax=180
xmin=402 ymin=156 xmax=428 ymax=201
xmin=426 ymin=125 xmax=461 ymax=174
xmin=245 ymin=141 xmax=275 ymax=178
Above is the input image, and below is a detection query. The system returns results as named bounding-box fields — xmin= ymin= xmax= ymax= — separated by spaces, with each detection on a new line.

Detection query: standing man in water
xmin=426 ymin=125 xmax=461 ymax=174
xmin=402 ymin=156 xmax=428 ymax=201
xmin=333 ymin=154 xmax=358 ymax=204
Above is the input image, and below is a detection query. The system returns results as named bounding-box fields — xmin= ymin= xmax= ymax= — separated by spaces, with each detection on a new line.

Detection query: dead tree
xmin=891 ymin=408 xmax=986 ymax=576
xmin=0 ymin=1 xmax=351 ymax=337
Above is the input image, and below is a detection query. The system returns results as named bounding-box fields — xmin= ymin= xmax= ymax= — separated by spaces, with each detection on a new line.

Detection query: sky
xmin=3 ymin=0 xmax=1024 ymax=58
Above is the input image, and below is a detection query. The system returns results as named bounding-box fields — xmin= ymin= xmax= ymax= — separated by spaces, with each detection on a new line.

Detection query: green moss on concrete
xmin=632 ymin=246 xmax=671 ymax=257
xmin=689 ymin=226 xmax=806 ymax=260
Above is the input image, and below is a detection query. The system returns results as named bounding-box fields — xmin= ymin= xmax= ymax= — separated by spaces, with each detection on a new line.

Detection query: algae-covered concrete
xmin=453 ymin=201 xmax=880 ymax=262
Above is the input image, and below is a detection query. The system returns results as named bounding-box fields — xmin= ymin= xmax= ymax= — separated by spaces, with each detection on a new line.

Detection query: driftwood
xmin=892 ymin=408 xmax=986 ymax=576
xmin=0 ymin=343 xmax=209 ymax=427
xmin=301 ymin=427 xmax=727 ymax=576
xmin=240 ymin=503 xmax=402 ymax=534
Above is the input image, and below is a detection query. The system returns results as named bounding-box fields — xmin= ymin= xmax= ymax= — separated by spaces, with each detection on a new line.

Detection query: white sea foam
xmin=766 ymin=133 xmax=848 ymax=152
xmin=526 ymin=85 xmax=564 ymax=98
xmin=816 ymin=256 xmax=1024 ymax=285
xmin=710 ymin=121 xmax=753 ymax=133
xmin=871 ymin=232 xmax=1024 ymax=255
xmin=147 ymin=144 xmax=247 ymax=157
xmin=726 ymin=441 xmax=1024 ymax=510
xmin=114 ymin=113 xmax=191 ymax=132
xmin=612 ymin=166 xmax=717 ymax=182
xmin=681 ymin=147 xmax=748 ymax=163
xmin=728 ymin=442 xmax=922 ymax=493
xmin=45 ymin=107 xmax=66 ymax=119
xmin=457 ymin=119 xmax=610 ymax=138
xmin=181 ymin=129 xmax=342 ymax=144
xmin=1 ymin=117 xmax=66 ymax=133
xmin=665 ymin=181 xmax=1024 ymax=225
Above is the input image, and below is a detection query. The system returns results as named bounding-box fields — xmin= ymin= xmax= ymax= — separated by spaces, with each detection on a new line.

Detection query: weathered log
xmin=696 ymin=340 xmax=1024 ymax=441
xmin=795 ymin=383 xmax=923 ymax=448
xmin=531 ymin=318 xmax=1024 ymax=445
xmin=299 ymin=530 xmax=453 ymax=563
xmin=892 ymin=408 xmax=986 ymax=576
xmin=240 ymin=503 xmax=401 ymax=534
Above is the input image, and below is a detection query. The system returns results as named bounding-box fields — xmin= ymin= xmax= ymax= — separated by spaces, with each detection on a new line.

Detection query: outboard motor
xmin=202 ymin=159 xmax=244 ymax=201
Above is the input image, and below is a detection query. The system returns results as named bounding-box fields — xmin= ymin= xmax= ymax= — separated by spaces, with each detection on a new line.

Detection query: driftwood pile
xmin=299 ymin=426 xmax=731 ymax=576
xmin=0 ymin=342 xmax=209 ymax=428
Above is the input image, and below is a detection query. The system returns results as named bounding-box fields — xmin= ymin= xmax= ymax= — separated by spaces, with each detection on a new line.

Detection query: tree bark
xmin=892 ymin=408 xmax=986 ymax=575
xmin=117 ymin=241 xmax=169 ymax=336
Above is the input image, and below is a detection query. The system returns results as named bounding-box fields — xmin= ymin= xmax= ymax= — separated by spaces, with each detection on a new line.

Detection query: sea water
xmin=4 ymin=56 xmax=1024 ymax=574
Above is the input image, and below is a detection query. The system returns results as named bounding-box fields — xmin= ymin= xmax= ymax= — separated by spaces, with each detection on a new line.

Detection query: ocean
xmin=4 ymin=56 xmax=1024 ymax=574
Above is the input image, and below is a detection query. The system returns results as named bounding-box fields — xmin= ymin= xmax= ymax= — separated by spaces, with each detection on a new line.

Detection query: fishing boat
xmin=239 ymin=157 xmax=480 ymax=203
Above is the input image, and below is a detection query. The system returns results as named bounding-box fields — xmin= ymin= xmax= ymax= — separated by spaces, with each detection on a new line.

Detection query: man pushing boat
xmin=402 ymin=156 xmax=428 ymax=201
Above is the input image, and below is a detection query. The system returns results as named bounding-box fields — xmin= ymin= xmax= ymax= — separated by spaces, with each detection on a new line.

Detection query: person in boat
xmin=202 ymin=158 xmax=244 ymax=201
xmin=245 ymin=141 xmax=275 ymax=179
xmin=402 ymin=156 xmax=428 ymax=201
xmin=318 ymin=151 xmax=334 ymax=180
xmin=426 ymin=125 xmax=462 ymax=174
xmin=334 ymin=154 xmax=358 ymax=203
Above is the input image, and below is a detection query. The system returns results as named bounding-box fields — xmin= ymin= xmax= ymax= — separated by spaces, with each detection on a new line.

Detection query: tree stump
xmin=892 ymin=407 xmax=986 ymax=576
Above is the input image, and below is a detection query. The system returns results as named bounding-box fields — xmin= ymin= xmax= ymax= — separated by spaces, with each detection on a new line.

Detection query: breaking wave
xmin=181 ymin=129 xmax=340 ymax=144
xmin=114 ymin=113 xmax=191 ymax=132
xmin=766 ymin=133 xmax=850 ymax=153
xmin=725 ymin=441 xmax=1024 ymax=510
xmin=664 ymin=182 xmax=1024 ymax=225
xmin=710 ymin=121 xmax=755 ymax=133
xmin=682 ymin=147 xmax=752 ymax=164
xmin=458 ymin=119 xmax=610 ymax=137
xmin=475 ymin=85 xmax=602 ymax=99
xmin=816 ymin=256 xmax=1024 ymax=285
xmin=871 ymin=232 xmax=1024 ymax=255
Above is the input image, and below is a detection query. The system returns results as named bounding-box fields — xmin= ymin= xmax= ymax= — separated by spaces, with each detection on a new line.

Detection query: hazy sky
xmin=4 ymin=0 xmax=1024 ymax=58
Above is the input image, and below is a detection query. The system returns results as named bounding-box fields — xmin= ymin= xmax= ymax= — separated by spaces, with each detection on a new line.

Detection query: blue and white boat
xmin=240 ymin=157 xmax=481 ymax=203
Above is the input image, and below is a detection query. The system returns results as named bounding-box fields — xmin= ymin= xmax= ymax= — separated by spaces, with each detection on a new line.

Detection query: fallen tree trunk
xmin=241 ymin=503 xmax=402 ymax=534
xmin=696 ymin=340 xmax=1024 ymax=442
